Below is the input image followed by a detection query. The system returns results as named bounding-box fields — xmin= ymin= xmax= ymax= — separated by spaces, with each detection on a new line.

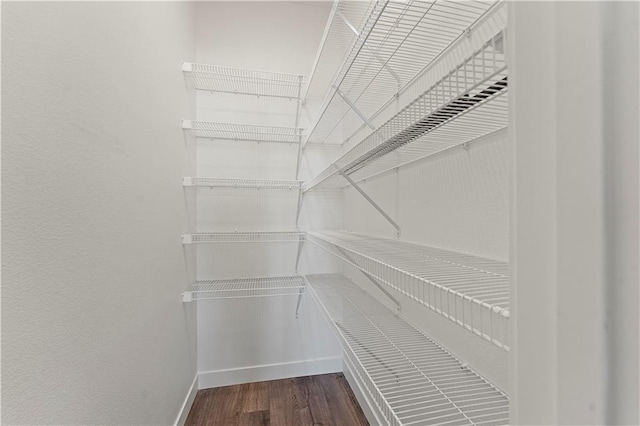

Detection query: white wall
xmin=344 ymin=130 xmax=509 ymax=260
xmin=2 ymin=3 xmax=197 ymax=424
xmin=509 ymin=2 xmax=639 ymax=424
xmin=195 ymin=1 xmax=332 ymax=74
xmin=192 ymin=1 xmax=343 ymax=388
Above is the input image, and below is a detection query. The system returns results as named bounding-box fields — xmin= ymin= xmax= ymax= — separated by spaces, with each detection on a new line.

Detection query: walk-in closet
xmin=2 ymin=1 xmax=638 ymax=425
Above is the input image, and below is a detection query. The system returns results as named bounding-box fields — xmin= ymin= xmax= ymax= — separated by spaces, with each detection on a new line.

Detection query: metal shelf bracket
xmin=295 ymin=190 xmax=304 ymax=228
xmin=332 ymin=85 xmax=376 ymax=131
xmin=334 ymin=165 xmax=401 ymax=237
xmin=295 ymin=236 xmax=304 ymax=274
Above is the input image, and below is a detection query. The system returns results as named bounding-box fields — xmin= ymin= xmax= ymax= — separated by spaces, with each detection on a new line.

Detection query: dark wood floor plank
xmin=237 ymin=410 xmax=270 ymax=426
xmin=185 ymin=373 xmax=367 ymax=426
xmin=294 ymin=376 xmax=313 ymax=425
xmin=185 ymin=384 xmax=242 ymax=426
xmin=240 ymin=381 xmax=271 ymax=413
xmin=211 ymin=384 xmax=243 ymax=425
xmin=333 ymin=373 xmax=370 ymax=425
xmin=316 ymin=374 xmax=369 ymax=426
xmin=269 ymin=378 xmax=302 ymax=426
xmin=305 ymin=375 xmax=334 ymax=425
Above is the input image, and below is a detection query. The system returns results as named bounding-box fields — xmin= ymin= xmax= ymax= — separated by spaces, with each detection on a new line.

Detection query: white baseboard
xmin=198 ymin=356 xmax=342 ymax=390
xmin=174 ymin=374 xmax=198 ymax=426
xmin=342 ymin=358 xmax=385 ymax=426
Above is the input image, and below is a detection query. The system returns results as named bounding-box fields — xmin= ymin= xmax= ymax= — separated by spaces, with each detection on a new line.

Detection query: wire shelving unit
xmin=182 ymin=62 xmax=304 ymax=99
xmin=307 ymin=273 xmax=509 ymax=426
xmin=182 ymin=121 xmax=303 ymax=144
xmin=304 ymin=32 xmax=507 ymax=191
xmin=182 ymin=231 xmax=306 ymax=245
xmin=182 ymin=275 xmax=307 ymax=302
xmin=307 ymin=231 xmax=509 ymax=351
xmin=182 ymin=177 xmax=302 ymax=190
xmin=304 ymin=0 xmax=499 ymax=147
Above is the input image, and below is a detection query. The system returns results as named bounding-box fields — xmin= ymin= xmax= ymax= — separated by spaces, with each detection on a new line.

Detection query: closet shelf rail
xmin=182 ymin=231 xmax=306 ymax=245
xmin=304 ymin=0 xmax=498 ymax=147
xmin=304 ymin=31 xmax=507 ymax=191
xmin=182 ymin=121 xmax=304 ymax=144
xmin=182 ymin=62 xmax=304 ymax=99
xmin=307 ymin=231 xmax=509 ymax=351
xmin=308 ymin=274 xmax=509 ymax=426
xmin=182 ymin=275 xmax=307 ymax=302
xmin=182 ymin=177 xmax=302 ymax=189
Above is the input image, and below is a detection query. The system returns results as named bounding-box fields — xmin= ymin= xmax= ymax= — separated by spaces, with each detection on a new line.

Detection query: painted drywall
xmin=601 ymin=2 xmax=639 ymax=422
xmin=2 ymin=3 xmax=197 ymax=424
xmin=344 ymin=129 xmax=509 ymax=261
xmin=509 ymin=1 xmax=640 ymax=423
xmin=192 ymin=1 xmax=343 ymax=386
xmin=195 ymin=1 xmax=333 ymax=75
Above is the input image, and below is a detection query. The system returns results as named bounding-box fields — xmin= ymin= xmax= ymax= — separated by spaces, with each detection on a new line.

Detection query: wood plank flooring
xmin=185 ymin=373 xmax=369 ymax=426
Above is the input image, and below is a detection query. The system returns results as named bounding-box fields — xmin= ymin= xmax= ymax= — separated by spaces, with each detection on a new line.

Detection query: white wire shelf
xmin=307 ymin=274 xmax=509 ymax=426
xmin=347 ymin=94 xmax=508 ymax=185
xmin=303 ymin=0 xmax=375 ymax=100
xmin=304 ymin=0 xmax=498 ymax=147
xmin=182 ymin=121 xmax=303 ymax=144
xmin=304 ymin=32 xmax=507 ymax=191
xmin=182 ymin=275 xmax=307 ymax=302
xmin=182 ymin=62 xmax=304 ymax=99
xmin=182 ymin=177 xmax=302 ymax=190
xmin=307 ymin=231 xmax=509 ymax=351
xmin=182 ymin=231 xmax=305 ymax=245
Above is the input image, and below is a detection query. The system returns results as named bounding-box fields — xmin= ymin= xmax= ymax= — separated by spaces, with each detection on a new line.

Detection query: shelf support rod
xmin=294 ymin=288 xmax=304 ymax=318
xmin=295 ymin=76 xmax=304 ymax=180
xmin=337 ymin=10 xmax=401 ymax=85
xmin=334 ymin=165 xmax=400 ymax=236
xmin=295 ymin=189 xmax=304 ymax=228
xmin=295 ymin=278 xmax=308 ymax=318
xmin=333 ymin=85 xmax=376 ymax=131
xmin=295 ymin=133 xmax=303 ymax=181
xmin=295 ymin=236 xmax=305 ymax=274
xmin=294 ymin=75 xmax=303 ymax=128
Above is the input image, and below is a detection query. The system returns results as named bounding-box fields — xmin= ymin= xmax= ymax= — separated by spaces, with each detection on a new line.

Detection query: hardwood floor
xmin=185 ymin=373 xmax=369 ymax=426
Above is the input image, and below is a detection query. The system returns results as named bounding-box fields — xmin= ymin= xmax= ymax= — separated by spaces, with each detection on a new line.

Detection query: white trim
xmin=197 ymin=357 xmax=342 ymax=390
xmin=174 ymin=374 xmax=198 ymax=426
xmin=342 ymin=357 xmax=385 ymax=426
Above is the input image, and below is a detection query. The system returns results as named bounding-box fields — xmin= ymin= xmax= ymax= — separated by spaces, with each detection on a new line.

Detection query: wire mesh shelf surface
xmin=183 ymin=62 xmax=303 ymax=99
xmin=304 ymin=32 xmax=507 ymax=191
xmin=307 ymin=231 xmax=509 ymax=350
xmin=307 ymin=274 xmax=509 ymax=425
xmin=347 ymin=93 xmax=507 ymax=185
xmin=304 ymin=0 xmax=375 ymax=100
xmin=182 ymin=231 xmax=306 ymax=244
xmin=182 ymin=177 xmax=302 ymax=189
xmin=182 ymin=275 xmax=306 ymax=302
xmin=305 ymin=0 xmax=498 ymax=147
xmin=182 ymin=121 xmax=303 ymax=144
